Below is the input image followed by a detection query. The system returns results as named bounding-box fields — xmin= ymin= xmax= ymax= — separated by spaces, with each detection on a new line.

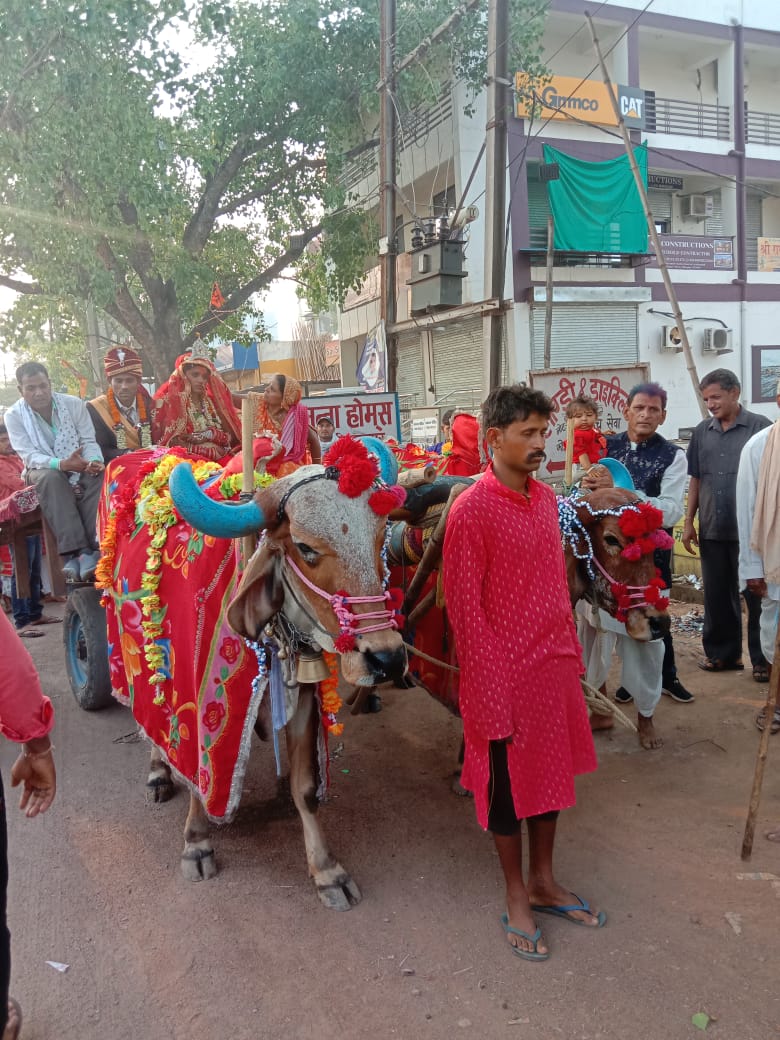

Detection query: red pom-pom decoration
xmin=621 ymin=542 xmax=642 ymax=561
xmin=338 ymin=456 xmax=378 ymax=498
xmin=335 ymin=633 xmax=357 ymax=653
xmin=369 ymin=488 xmax=401 ymax=515
xmin=385 ymin=587 xmax=404 ymax=611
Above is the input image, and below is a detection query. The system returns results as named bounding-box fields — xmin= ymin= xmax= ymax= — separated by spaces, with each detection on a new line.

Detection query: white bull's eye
xmin=294 ymin=541 xmax=319 ymax=562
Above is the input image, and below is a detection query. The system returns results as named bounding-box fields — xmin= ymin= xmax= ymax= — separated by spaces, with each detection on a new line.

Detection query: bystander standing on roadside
xmin=683 ymin=369 xmax=771 ymax=682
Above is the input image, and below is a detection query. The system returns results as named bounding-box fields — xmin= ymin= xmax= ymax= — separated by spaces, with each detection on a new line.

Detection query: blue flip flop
xmin=530 ymin=894 xmax=607 ymax=928
xmin=500 ymin=913 xmax=550 ymax=962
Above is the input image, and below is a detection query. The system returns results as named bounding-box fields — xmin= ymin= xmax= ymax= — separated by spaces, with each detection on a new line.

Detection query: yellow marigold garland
xmin=98 ymin=453 xmax=223 ymax=693
xmin=218 ymin=470 xmax=274 ymax=500
xmin=320 ymin=651 xmax=343 ymax=737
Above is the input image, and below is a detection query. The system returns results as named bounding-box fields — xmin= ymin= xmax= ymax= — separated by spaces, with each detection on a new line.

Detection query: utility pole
xmin=587 ymin=14 xmax=707 ymax=419
xmin=379 ymin=0 xmax=398 ymax=392
xmin=482 ymin=0 xmax=509 ymax=393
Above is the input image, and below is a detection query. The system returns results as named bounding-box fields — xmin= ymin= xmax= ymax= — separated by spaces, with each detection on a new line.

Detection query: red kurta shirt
xmin=442 ymin=465 xmax=597 ymax=828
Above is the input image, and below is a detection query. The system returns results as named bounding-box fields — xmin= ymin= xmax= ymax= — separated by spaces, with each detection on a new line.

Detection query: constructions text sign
xmin=529 ymin=366 xmax=648 ymax=478
xmin=649 ymin=235 xmax=734 ymax=271
xmin=304 ymin=392 xmax=400 ymax=441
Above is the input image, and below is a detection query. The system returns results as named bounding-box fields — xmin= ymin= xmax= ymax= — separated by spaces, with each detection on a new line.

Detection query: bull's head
xmin=169 ymin=438 xmax=408 ymax=687
xmin=561 ymin=487 xmax=672 ymax=642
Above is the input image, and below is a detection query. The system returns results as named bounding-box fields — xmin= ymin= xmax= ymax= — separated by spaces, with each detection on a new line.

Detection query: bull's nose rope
xmin=284 ymin=554 xmax=400 ymax=651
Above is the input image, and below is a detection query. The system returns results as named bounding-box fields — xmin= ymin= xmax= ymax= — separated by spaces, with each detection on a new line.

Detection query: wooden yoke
xmin=402 ymin=481 xmax=470 ymax=618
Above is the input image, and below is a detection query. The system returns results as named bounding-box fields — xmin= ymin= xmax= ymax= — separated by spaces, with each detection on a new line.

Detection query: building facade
xmin=338 ymin=0 xmax=780 ymax=440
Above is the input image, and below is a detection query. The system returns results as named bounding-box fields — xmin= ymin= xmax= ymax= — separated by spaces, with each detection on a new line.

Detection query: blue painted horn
xmin=169 ymin=462 xmax=265 ymax=537
xmin=361 ymin=436 xmax=399 ymax=485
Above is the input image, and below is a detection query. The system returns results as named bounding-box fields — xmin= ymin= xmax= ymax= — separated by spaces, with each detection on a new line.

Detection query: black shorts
xmin=487 ymin=740 xmax=560 ymax=836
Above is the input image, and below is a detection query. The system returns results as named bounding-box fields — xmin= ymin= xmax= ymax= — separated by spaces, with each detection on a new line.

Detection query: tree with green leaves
xmin=0 ymin=0 xmax=547 ymax=384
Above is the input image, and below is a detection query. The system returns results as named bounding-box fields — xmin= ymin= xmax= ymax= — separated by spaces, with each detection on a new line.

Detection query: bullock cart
xmin=0 ymin=487 xmax=112 ymax=710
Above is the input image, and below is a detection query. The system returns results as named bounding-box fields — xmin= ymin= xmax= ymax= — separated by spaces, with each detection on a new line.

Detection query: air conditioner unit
xmin=661 ymin=325 xmax=690 ymax=352
xmin=682 ymin=194 xmax=714 ymax=220
xmin=702 ymin=327 xmax=733 ymax=355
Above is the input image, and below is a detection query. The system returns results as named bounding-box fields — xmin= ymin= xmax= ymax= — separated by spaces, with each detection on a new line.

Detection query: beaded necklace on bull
xmin=558 ymin=493 xmax=674 ymax=622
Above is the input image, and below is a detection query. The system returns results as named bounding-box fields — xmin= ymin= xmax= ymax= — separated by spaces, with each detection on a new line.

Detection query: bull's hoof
xmin=314 ymin=875 xmax=362 ymax=911
xmin=181 ymin=845 xmax=217 ymax=882
xmin=146 ymin=775 xmax=175 ymax=804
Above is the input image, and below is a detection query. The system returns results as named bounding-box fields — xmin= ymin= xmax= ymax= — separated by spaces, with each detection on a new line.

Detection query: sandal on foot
xmin=753 ymin=664 xmax=770 ymax=683
xmin=500 ymin=913 xmax=549 ymax=962
xmin=531 ymin=894 xmax=607 ymax=928
xmin=698 ymin=657 xmax=744 ymax=672
xmin=755 ymin=706 xmax=780 ymax=735
xmin=3 ymin=997 xmax=22 ymax=1040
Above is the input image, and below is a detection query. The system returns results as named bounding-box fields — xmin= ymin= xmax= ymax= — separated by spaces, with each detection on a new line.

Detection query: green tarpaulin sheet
xmin=543 ymin=143 xmax=648 ymax=253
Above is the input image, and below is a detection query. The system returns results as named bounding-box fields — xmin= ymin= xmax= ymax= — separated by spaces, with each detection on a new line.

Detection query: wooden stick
xmin=240 ymin=397 xmax=256 ymax=567
xmin=408 ymin=587 xmax=436 ymax=627
xmin=543 ymin=215 xmax=554 ymax=369
xmin=564 ymin=417 xmax=575 ymax=488
xmin=741 ymin=617 xmax=780 ymax=859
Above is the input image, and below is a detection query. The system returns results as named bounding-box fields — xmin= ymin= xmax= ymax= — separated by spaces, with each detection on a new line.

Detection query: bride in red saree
xmin=152 ymin=355 xmax=241 ymax=463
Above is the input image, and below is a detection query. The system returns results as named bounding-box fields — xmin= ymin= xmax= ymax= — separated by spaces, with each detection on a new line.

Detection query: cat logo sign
xmin=617 ymin=85 xmax=647 ymax=129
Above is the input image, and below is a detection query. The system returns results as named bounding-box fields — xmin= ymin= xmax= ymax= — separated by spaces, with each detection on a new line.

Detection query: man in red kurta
xmin=442 ymin=384 xmax=602 ymax=962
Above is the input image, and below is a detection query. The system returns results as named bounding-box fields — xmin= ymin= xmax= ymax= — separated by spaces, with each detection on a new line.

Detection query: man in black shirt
xmin=682 ymin=369 xmax=771 ymax=679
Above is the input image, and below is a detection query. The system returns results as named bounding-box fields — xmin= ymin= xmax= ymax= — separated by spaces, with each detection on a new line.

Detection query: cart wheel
xmin=63 ymin=588 xmax=112 ymax=711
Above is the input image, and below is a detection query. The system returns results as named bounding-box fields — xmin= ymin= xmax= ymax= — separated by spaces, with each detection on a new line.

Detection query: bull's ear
xmin=227 ymin=538 xmax=284 ymax=640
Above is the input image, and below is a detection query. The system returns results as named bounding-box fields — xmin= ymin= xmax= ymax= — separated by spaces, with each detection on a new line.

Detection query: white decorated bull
xmin=99 ymin=437 xmax=406 ymax=910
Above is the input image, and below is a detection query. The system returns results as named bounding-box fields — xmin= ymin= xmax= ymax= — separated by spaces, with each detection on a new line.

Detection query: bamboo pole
xmin=564 ymin=417 xmax=575 ymax=487
xmin=240 ymin=397 xmax=256 ymax=567
xmin=543 ymin=215 xmax=554 ymax=369
xmin=741 ymin=619 xmax=780 ymax=859
xmin=586 ymin=15 xmax=707 ymax=420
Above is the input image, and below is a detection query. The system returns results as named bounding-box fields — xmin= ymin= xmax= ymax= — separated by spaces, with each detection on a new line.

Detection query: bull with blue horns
xmin=98 ymin=437 xmax=406 ymax=910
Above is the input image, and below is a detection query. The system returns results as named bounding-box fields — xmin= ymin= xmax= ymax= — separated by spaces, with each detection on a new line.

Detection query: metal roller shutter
xmin=527 ymin=169 xmax=551 ymax=250
xmin=745 ymin=192 xmax=763 ymax=271
xmin=648 ymin=188 xmax=672 ymax=227
xmin=395 ymin=330 xmax=425 ymax=407
xmin=431 ymin=316 xmax=483 ymax=408
xmin=704 ymin=189 xmax=724 ymax=236
xmin=531 ymin=303 xmax=639 ymax=369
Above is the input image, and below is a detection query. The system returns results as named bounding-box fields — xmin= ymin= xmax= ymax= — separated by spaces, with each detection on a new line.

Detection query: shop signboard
xmin=303 ymin=392 xmax=400 ymax=441
xmin=529 ymin=365 xmax=648 ymax=479
xmin=757 ymin=237 xmax=780 ymax=272
xmin=648 ymin=235 xmax=734 ymax=270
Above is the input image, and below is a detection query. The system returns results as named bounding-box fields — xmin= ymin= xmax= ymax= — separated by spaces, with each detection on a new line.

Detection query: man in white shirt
xmin=578 ymin=382 xmax=692 ymax=749
xmin=4 ymin=362 xmax=104 ymax=582
xmin=736 ymin=384 xmax=780 ymax=749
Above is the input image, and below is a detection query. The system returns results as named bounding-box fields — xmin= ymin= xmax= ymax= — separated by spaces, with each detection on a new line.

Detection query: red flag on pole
xmin=210 ymin=282 xmax=225 ymax=309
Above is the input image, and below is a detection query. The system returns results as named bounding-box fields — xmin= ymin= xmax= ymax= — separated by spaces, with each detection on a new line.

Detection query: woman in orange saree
xmin=249 ymin=374 xmax=321 ymax=476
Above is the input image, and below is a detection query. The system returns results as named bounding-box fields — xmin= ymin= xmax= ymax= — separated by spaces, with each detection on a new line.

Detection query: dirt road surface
xmin=4 ymin=602 xmax=780 ymax=1040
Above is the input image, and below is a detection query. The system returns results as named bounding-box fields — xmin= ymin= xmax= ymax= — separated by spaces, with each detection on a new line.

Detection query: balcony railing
xmin=645 ymin=94 xmax=731 ymax=140
xmin=340 ymin=92 xmax=453 ymax=191
xmin=745 ymin=106 xmax=780 ymax=147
